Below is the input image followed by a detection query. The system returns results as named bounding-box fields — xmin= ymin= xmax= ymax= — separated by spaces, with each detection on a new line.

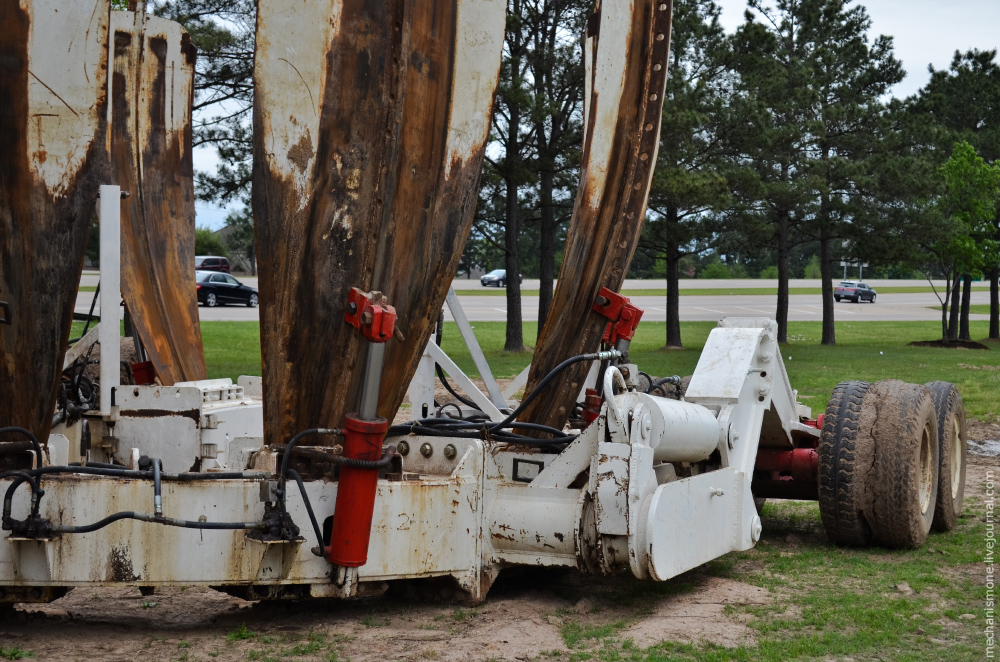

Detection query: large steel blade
xmin=0 ymin=0 xmax=110 ymax=442
xmin=109 ymin=10 xmax=206 ymax=385
xmin=253 ymin=0 xmax=505 ymax=444
xmin=519 ymin=0 xmax=673 ymax=431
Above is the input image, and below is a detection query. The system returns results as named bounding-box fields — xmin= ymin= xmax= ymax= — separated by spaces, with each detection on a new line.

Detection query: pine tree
xmin=640 ymin=0 xmax=733 ymax=348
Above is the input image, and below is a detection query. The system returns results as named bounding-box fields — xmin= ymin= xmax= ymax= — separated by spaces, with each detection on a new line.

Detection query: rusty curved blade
xmin=110 ymin=10 xmax=206 ymax=385
xmin=0 ymin=0 xmax=110 ymax=441
xmin=253 ymin=0 xmax=506 ymax=444
xmin=519 ymin=0 xmax=673 ymax=431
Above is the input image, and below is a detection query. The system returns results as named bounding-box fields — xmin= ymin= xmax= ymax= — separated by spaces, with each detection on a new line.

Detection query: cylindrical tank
xmin=635 ymin=394 xmax=719 ymax=463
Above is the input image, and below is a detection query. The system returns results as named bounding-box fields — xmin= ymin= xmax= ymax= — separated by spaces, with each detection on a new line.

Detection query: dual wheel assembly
xmin=818 ymin=379 xmax=967 ymax=549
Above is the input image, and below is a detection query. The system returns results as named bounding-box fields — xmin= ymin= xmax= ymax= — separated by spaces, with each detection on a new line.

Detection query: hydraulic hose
xmin=152 ymin=458 xmax=162 ymax=517
xmin=287 ymin=469 xmax=325 ymax=556
xmin=48 ymin=511 xmax=266 ymax=534
xmin=436 ymin=365 xmax=480 ymax=411
xmin=277 ymin=428 xmax=340 ymax=516
xmin=490 ymin=349 xmax=622 ymax=432
xmin=0 ymin=427 xmax=43 ymax=470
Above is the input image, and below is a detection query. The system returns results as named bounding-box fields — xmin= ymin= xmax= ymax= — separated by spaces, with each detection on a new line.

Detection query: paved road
xmin=74 ymin=288 xmax=991 ymax=323
xmin=80 ymin=271 xmax=982 ymax=291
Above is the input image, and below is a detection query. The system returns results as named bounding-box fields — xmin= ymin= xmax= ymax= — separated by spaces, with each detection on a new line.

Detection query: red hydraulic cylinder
xmin=326 ymin=413 xmax=389 ymax=567
xmin=754 ymin=448 xmax=818 ymax=483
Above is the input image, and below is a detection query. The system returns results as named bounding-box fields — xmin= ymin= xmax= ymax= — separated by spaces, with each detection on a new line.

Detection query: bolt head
xmin=396 ymin=440 xmax=410 ymax=456
xmin=443 ymin=444 xmax=457 ymax=460
xmin=419 ymin=442 xmax=433 ymax=458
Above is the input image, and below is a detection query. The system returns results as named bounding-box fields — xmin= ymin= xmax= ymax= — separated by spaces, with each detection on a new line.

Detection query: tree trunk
xmin=819 ymin=217 xmax=835 ymax=345
xmin=775 ymin=210 xmax=790 ymax=343
xmin=959 ymin=274 xmax=972 ymax=341
xmin=665 ymin=206 xmax=682 ymax=347
xmin=990 ymin=265 xmax=999 ymax=339
xmin=537 ymin=168 xmax=555 ymax=337
xmin=503 ymin=0 xmax=524 ymax=352
xmin=941 ymin=276 xmax=951 ymax=344
xmin=947 ymin=274 xmax=961 ymax=340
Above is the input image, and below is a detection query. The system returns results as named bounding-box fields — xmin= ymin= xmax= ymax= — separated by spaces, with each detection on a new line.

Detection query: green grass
xmin=547 ymin=495 xmax=991 ymax=661
xmin=198 ymin=320 xmax=1000 ymax=420
xmin=929 ymin=304 xmax=991 ymax=315
xmin=78 ymin=285 xmax=97 ymax=293
xmin=0 ymin=647 xmax=34 ymax=660
xmin=456 ymin=286 xmax=990 ymax=297
xmin=226 ymin=624 xmax=258 ymax=643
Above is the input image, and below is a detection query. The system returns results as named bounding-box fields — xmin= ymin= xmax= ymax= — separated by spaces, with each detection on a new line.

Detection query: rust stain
xmin=114 ymin=13 xmax=207 ymax=386
xmin=254 ymin=0 xmax=502 ymax=444
xmin=0 ymin=0 xmax=111 ymax=443
xmin=519 ymin=0 xmax=674 ymax=432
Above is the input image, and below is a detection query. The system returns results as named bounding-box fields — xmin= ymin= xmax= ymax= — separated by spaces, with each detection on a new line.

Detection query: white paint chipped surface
xmin=443 ymin=0 xmax=506 ymax=179
xmin=26 ymin=0 xmax=110 ymax=197
xmin=582 ymin=0 xmax=633 ymax=211
xmin=255 ymin=0 xmax=341 ymax=210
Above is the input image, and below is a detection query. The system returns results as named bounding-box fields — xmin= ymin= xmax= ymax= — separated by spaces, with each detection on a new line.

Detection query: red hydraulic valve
xmin=593 ymin=287 xmax=644 ymax=345
xmin=326 ymin=414 xmax=389 ymax=567
xmin=345 ymin=287 xmax=397 ymax=343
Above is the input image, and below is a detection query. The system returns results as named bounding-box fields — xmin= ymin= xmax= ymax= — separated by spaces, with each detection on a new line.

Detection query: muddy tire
xmin=818 ymin=380 xmax=874 ymax=546
xmin=865 ymin=380 xmax=940 ymax=549
xmin=924 ymin=381 xmax=967 ymax=532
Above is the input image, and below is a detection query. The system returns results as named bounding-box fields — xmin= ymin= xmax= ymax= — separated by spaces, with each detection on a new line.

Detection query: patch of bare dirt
xmin=620 ymin=576 xmax=772 ymax=649
xmin=907 ymin=339 xmax=991 ymax=350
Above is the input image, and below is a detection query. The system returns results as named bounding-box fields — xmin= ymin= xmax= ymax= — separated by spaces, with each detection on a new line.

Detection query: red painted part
xmin=131 ymin=361 xmax=156 ymax=385
xmin=327 ymin=413 xmax=389 ymax=567
xmin=754 ymin=448 xmax=818 ymax=483
xmin=802 ymin=414 xmax=823 ymax=430
xmin=344 ymin=287 xmax=397 ymax=343
xmin=582 ymin=388 xmax=602 ymax=424
xmin=593 ymin=288 xmax=644 ymax=345
xmin=593 ymin=287 xmax=627 ymax=321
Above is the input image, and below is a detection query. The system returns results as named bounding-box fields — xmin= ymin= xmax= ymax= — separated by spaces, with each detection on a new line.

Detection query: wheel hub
xmin=918 ymin=424 xmax=934 ymax=515
xmin=950 ymin=417 xmax=962 ymax=500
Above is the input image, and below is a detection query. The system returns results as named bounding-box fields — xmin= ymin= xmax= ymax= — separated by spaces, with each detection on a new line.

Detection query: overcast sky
xmin=193 ymin=0 xmax=1000 ymax=230
xmin=714 ymin=0 xmax=1000 ymax=98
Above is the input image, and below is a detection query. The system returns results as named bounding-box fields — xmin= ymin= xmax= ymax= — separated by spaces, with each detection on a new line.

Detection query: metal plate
xmin=0 ymin=0 xmax=111 ymax=441
xmin=110 ymin=11 xmax=206 ymax=385
xmin=252 ymin=0 xmax=506 ymax=444
xmin=519 ymin=0 xmax=673 ymax=431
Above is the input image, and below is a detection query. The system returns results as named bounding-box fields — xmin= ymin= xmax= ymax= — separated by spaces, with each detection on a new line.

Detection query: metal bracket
xmin=0 ymin=301 xmax=9 ymax=325
xmin=445 ymin=288 xmax=506 ymax=408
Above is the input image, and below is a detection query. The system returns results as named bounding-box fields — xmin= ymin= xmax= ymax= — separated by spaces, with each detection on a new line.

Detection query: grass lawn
xmin=929 ymin=304 xmax=991 ymax=315
xmin=197 ymin=319 xmax=1000 ymax=420
xmin=543 ymin=489 xmax=991 ymax=661
xmin=458 ymin=286 xmax=990 ymax=297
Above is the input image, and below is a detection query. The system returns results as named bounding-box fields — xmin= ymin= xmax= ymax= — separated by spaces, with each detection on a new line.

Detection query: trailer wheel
xmin=924 ymin=381 xmax=966 ymax=532
xmin=818 ymin=380 xmax=874 ymax=546
xmin=866 ymin=380 xmax=940 ymax=549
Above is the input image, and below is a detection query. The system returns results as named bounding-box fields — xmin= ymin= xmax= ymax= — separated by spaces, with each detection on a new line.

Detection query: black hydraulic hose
xmin=49 ymin=511 xmax=266 ymax=534
xmin=331 ymin=448 xmax=394 ymax=470
xmin=489 ymin=349 xmax=622 ymax=432
xmin=2 ymin=472 xmax=43 ymax=527
xmin=0 ymin=466 xmax=251 ymax=482
xmin=0 ymin=427 xmax=43 ymax=470
xmin=152 ymin=458 xmax=162 ymax=516
xmin=287 ymin=469 xmax=325 ymax=556
xmin=277 ymin=428 xmax=340 ymax=515
xmin=80 ymin=281 xmax=100 ymax=338
xmin=435 ymin=365 xmax=480 ymax=411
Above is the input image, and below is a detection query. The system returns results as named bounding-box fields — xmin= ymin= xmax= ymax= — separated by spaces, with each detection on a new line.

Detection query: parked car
xmin=196 ymin=270 xmax=258 ymax=307
xmin=195 ymin=255 xmax=231 ymax=273
xmin=480 ymin=269 xmax=523 ymax=287
xmin=834 ymin=280 xmax=876 ymax=303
